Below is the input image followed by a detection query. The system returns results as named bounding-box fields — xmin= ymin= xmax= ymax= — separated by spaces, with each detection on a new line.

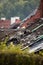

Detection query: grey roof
xmin=29 ymin=40 xmax=43 ymax=53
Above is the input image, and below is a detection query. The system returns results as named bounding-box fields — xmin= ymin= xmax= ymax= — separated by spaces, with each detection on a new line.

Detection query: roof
xmin=22 ymin=7 xmax=38 ymax=22
xmin=0 ymin=20 xmax=10 ymax=28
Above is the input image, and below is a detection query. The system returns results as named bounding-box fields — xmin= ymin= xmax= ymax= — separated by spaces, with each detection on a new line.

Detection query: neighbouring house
xmin=0 ymin=17 xmax=21 ymax=29
xmin=0 ymin=20 xmax=10 ymax=28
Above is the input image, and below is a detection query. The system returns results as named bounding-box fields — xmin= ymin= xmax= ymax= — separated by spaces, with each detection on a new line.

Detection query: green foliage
xmin=0 ymin=53 xmax=43 ymax=65
xmin=0 ymin=37 xmax=25 ymax=54
xmin=0 ymin=0 xmax=40 ymax=20
xmin=0 ymin=37 xmax=43 ymax=65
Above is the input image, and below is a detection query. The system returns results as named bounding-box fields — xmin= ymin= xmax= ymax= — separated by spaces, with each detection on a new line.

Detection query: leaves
xmin=0 ymin=0 xmax=40 ymax=20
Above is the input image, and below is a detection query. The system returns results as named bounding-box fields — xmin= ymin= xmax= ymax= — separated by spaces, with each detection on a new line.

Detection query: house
xmin=0 ymin=17 xmax=21 ymax=29
xmin=0 ymin=20 xmax=10 ymax=28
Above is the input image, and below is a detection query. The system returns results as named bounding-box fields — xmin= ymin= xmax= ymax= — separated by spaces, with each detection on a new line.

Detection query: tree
xmin=0 ymin=0 xmax=40 ymax=20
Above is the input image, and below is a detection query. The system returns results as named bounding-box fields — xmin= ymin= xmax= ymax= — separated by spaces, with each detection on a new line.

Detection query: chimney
xmin=11 ymin=17 xmax=20 ymax=25
xmin=1 ymin=17 xmax=6 ymax=20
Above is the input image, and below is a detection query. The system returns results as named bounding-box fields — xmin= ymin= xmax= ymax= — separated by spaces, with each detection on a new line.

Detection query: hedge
xmin=0 ymin=38 xmax=43 ymax=65
xmin=0 ymin=53 xmax=43 ymax=65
